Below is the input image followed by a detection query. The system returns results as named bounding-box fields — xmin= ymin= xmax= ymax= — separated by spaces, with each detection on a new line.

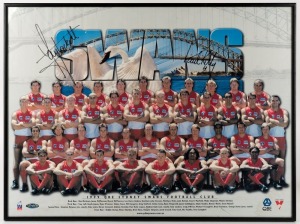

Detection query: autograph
xmin=35 ymin=24 xmax=80 ymax=84
xmin=184 ymin=44 xmax=217 ymax=72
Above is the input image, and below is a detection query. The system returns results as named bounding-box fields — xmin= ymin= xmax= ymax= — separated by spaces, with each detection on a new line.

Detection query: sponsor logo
xmin=26 ymin=203 xmax=39 ymax=209
xmin=275 ymin=199 xmax=284 ymax=209
xmin=262 ymin=198 xmax=272 ymax=211
xmin=17 ymin=201 xmax=22 ymax=211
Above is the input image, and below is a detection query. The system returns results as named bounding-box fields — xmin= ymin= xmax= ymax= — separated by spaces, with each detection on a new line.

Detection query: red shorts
xmin=130 ymin=129 xmax=145 ymax=141
xmin=141 ymin=158 xmax=156 ymax=164
xmin=40 ymin=135 xmax=54 ymax=141
xmin=276 ymin=137 xmax=287 ymax=151
xmin=50 ymin=157 xmax=65 ymax=165
xmin=153 ymin=131 xmax=169 ymax=140
xmin=14 ymin=135 xmax=30 ymax=148
xmin=108 ymin=132 xmax=122 ymax=142
xmin=64 ymin=134 xmax=78 ymax=141
xmin=74 ymin=158 xmax=85 ymax=163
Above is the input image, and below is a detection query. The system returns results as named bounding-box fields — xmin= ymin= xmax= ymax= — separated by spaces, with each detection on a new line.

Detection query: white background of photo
xmin=0 ymin=0 xmax=299 ymax=223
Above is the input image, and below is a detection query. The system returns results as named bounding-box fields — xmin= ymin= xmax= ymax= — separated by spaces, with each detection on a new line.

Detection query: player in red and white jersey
xmin=59 ymin=95 xmax=81 ymax=141
xmin=103 ymin=90 xmax=127 ymax=141
xmin=252 ymin=79 xmax=271 ymax=110
xmin=54 ymin=148 xmax=83 ymax=195
xmin=201 ymin=79 xmax=222 ymax=108
xmin=19 ymin=126 xmax=47 ymax=192
xmin=186 ymin=124 xmax=208 ymax=159
xmin=72 ymin=81 xmax=88 ymax=111
xmin=145 ymin=149 xmax=176 ymax=195
xmin=11 ymin=96 xmax=36 ymax=189
xmin=49 ymin=81 xmax=66 ymax=112
xmin=230 ymin=122 xmax=255 ymax=164
xmin=174 ymin=89 xmax=197 ymax=140
xmin=182 ymin=78 xmax=200 ymax=107
xmin=160 ymin=123 xmax=185 ymax=162
xmin=228 ymin=78 xmax=247 ymax=109
xmin=116 ymin=79 xmax=132 ymax=106
xmin=70 ymin=124 xmax=91 ymax=164
xmin=26 ymin=80 xmax=46 ymax=112
xmin=116 ymin=148 xmax=146 ymax=194
xmin=92 ymin=81 xmax=109 ymax=107
xmin=160 ymin=76 xmax=178 ymax=108
xmin=264 ymin=95 xmax=289 ymax=160
xmin=176 ymin=148 xmax=208 ymax=194
xmin=149 ymin=90 xmax=173 ymax=139
xmin=114 ymin=127 xmax=138 ymax=162
xmin=241 ymin=93 xmax=264 ymax=138
xmin=124 ymin=88 xmax=149 ymax=141
xmin=206 ymin=122 xmax=229 ymax=164
xmin=26 ymin=150 xmax=56 ymax=195
xmin=36 ymin=96 xmax=58 ymax=140
xmin=84 ymin=149 xmax=115 ymax=194
xmin=209 ymin=148 xmax=239 ymax=193
xmin=255 ymin=123 xmax=286 ymax=188
xmin=240 ymin=147 xmax=272 ymax=192
xmin=70 ymin=124 xmax=91 ymax=191
xmin=90 ymin=123 xmax=115 ymax=160
xmin=81 ymin=93 xmax=102 ymax=140
xmin=174 ymin=124 xmax=208 ymax=166
xmin=47 ymin=123 xmax=69 ymax=165
xmin=138 ymin=124 xmax=160 ymax=163
xmin=197 ymin=92 xmax=217 ymax=139
xmin=139 ymin=76 xmax=154 ymax=106
xmin=218 ymin=92 xmax=240 ymax=139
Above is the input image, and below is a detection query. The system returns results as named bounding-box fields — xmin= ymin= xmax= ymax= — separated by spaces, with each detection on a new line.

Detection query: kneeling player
xmin=209 ymin=148 xmax=239 ymax=194
xmin=145 ymin=149 xmax=176 ymax=195
xmin=240 ymin=147 xmax=272 ymax=193
xmin=176 ymin=148 xmax=208 ymax=194
xmin=84 ymin=149 xmax=115 ymax=194
xmin=54 ymin=148 xmax=83 ymax=196
xmin=115 ymin=148 xmax=146 ymax=194
xmin=26 ymin=150 xmax=55 ymax=195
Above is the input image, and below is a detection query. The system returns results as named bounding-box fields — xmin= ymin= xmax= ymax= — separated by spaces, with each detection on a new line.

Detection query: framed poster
xmin=4 ymin=3 xmax=296 ymax=221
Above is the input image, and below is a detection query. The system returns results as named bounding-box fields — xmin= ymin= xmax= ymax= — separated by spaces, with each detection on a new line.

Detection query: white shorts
xmin=270 ymin=126 xmax=285 ymax=137
xmin=153 ymin=122 xmax=169 ymax=132
xmin=40 ymin=129 xmax=54 ymax=137
xmin=107 ymin=123 xmax=123 ymax=133
xmin=128 ymin=121 xmax=145 ymax=130
xmin=85 ymin=123 xmax=100 ymax=138
xmin=199 ymin=126 xmax=215 ymax=139
xmin=246 ymin=124 xmax=262 ymax=138
xmin=64 ymin=127 xmax=78 ymax=135
xmin=222 ymin=124 xmax=237 ymax=138
xmin=15 ymin=128 xmax=31 ymax=136
xmin=177 ymin=121 xmax=193 ymax=135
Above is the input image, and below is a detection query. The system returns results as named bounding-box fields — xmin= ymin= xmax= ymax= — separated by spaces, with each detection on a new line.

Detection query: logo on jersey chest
xmin=167 ymin=96 xmax=173 ymax=100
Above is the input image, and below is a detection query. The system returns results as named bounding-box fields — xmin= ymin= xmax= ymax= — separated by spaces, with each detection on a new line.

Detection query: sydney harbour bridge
xmin=9 ymin=6 xmax=292 ymax=79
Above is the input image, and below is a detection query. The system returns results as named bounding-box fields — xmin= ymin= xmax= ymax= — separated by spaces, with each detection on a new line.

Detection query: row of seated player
xmin=18 ymin=146 xmax=286 ymax=196
xmin=14 ymin=121 xmax=287 ymax=192
xmin=25 ymin=78 xmax=272 ymax=113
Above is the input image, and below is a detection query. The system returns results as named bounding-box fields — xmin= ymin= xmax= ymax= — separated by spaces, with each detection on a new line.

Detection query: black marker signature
xmin=35 ymin=24 xmax=80 ymax=84
xmin=184 ymin=45 xmax=217 ymax=72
